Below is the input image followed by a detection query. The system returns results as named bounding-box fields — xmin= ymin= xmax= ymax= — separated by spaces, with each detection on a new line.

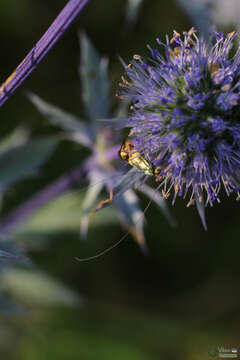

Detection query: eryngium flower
xmin=119 ymin=29 xmax=240 ymax=206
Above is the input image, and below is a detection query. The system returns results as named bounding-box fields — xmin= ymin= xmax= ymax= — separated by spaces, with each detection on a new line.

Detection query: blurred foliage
xmin=125 ymin=0 xmax=144 ymax=28
xmin=19 ymin=190 xmax=118 ymax=234
xmin=2 ymin=268 xmax=80 ymax=306
xmin=0 ymin=0 xmax=240 ymax=359
xmin=25 ymin=32 xmax=174 ymax=250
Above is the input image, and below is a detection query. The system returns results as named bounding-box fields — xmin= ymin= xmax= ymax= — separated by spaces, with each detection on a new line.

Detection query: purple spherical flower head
xmin=119 ymin=28 xmax=240 ymax=206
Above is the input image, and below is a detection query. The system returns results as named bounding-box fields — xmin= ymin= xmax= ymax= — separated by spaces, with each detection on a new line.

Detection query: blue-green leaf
xmin=80 ymin=171 xmax=104 ymax=238
xmin=114 ymin=189 xmax=147 ymax=251
xmin=0 ymin=137 xmax=58 ymax=189
xmin=195 ymin=193 xmax=207 ymax=230
xmin=19 ymin=190 xmax=118 ymax=235
xmin=2 ymin=268 xmax=81 ymax=306
xmin=79 ymin=32 xmax=110 ymax=120
xmin=113 ymin=168 xmax=144 ymax=199
xmin=125 ymin=0 xmax=143 ymax=27
xmin=0 ymin=249 xmax=20 ymax=260
xmin=0 ymin=127 xmax=29 ymax=154
xmin=28 ymin=92 xmax=94 ymax=147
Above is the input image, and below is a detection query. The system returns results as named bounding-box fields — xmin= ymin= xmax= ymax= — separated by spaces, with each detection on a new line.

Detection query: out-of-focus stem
xmin=0 ymin=165 xmax=87 ymax=235
xmin=0 ymin=146 xmax=120 ymax=235
xmin=0 ymin=0 xmax=89 ymax=107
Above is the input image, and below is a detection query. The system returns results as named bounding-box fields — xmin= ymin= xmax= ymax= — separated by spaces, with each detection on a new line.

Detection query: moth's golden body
xmin=119 ymin=138 xmax=160 ymax=177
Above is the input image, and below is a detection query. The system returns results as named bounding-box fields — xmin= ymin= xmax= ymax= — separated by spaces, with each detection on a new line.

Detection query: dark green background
xmin=0 ymin=0 xmax=239 ymax=359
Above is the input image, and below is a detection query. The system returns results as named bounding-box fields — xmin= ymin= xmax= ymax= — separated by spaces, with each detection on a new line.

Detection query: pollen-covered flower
xmin=119 ymin=29 xmax=240 ymax=206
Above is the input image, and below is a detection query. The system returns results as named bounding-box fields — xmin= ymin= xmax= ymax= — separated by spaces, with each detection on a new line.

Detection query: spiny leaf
xmin=0 ymin=127 xmax=29 ymax=154
xmin=114 ymin=189 xmax=147 ymax=252
xmin=80 ymin=171 xmax=104 ymax=238
xmin=0 ymin=137 xmax=58 ymax=189
xmin=138 ymin=184 xmax=176 ymax=227
xmin=113 ymin=168 xmax=144 ymax=199
xmin=79 ymin=32 xmax=110 ymax=120
xmin=28 ymin=92 xmax=94 ymax=147
xmin=125 ymin=0 xmax=144 ymax=27
xmin=0 ymin=249 xmax=20 ymax=260
xmin=195 ymin=194 xmax=207 ymax=230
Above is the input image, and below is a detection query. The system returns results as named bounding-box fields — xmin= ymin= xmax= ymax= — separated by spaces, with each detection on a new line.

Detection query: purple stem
xmin=0 ymin=164 xmax=87 ymax=235
xmin=0 ymin=0 xmax=89 ymax=107
xmin=0 ymin=146 xmax=120 ymax=235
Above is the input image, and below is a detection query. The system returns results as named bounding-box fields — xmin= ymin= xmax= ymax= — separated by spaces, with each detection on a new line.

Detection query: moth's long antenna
xmin=75 ymin=199 xmax=153 ymax=262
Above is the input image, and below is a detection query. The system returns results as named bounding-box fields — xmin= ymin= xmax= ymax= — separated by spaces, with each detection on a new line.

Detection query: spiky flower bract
xmin=119 ymin=29 xmax=240 ymax=206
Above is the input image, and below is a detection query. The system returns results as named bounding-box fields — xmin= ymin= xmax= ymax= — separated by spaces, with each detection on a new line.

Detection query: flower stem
xmin=0 ymin=0 xmax=89 ymax=107
xmin=0 ymin=165 xmax=87 ymax=235
xmin=0 ymin=146 xmax=120 ymax=235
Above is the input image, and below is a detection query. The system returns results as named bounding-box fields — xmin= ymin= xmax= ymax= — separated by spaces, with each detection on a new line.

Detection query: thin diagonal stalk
xmin=0 ymin=146 xmax=120 ymax=235
xmin=0 ymin=0 xmax=89 ymax=107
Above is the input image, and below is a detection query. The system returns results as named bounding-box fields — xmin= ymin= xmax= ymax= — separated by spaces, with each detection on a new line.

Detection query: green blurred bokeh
xmin=0 ymin=0 xmax=239 ymax=359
